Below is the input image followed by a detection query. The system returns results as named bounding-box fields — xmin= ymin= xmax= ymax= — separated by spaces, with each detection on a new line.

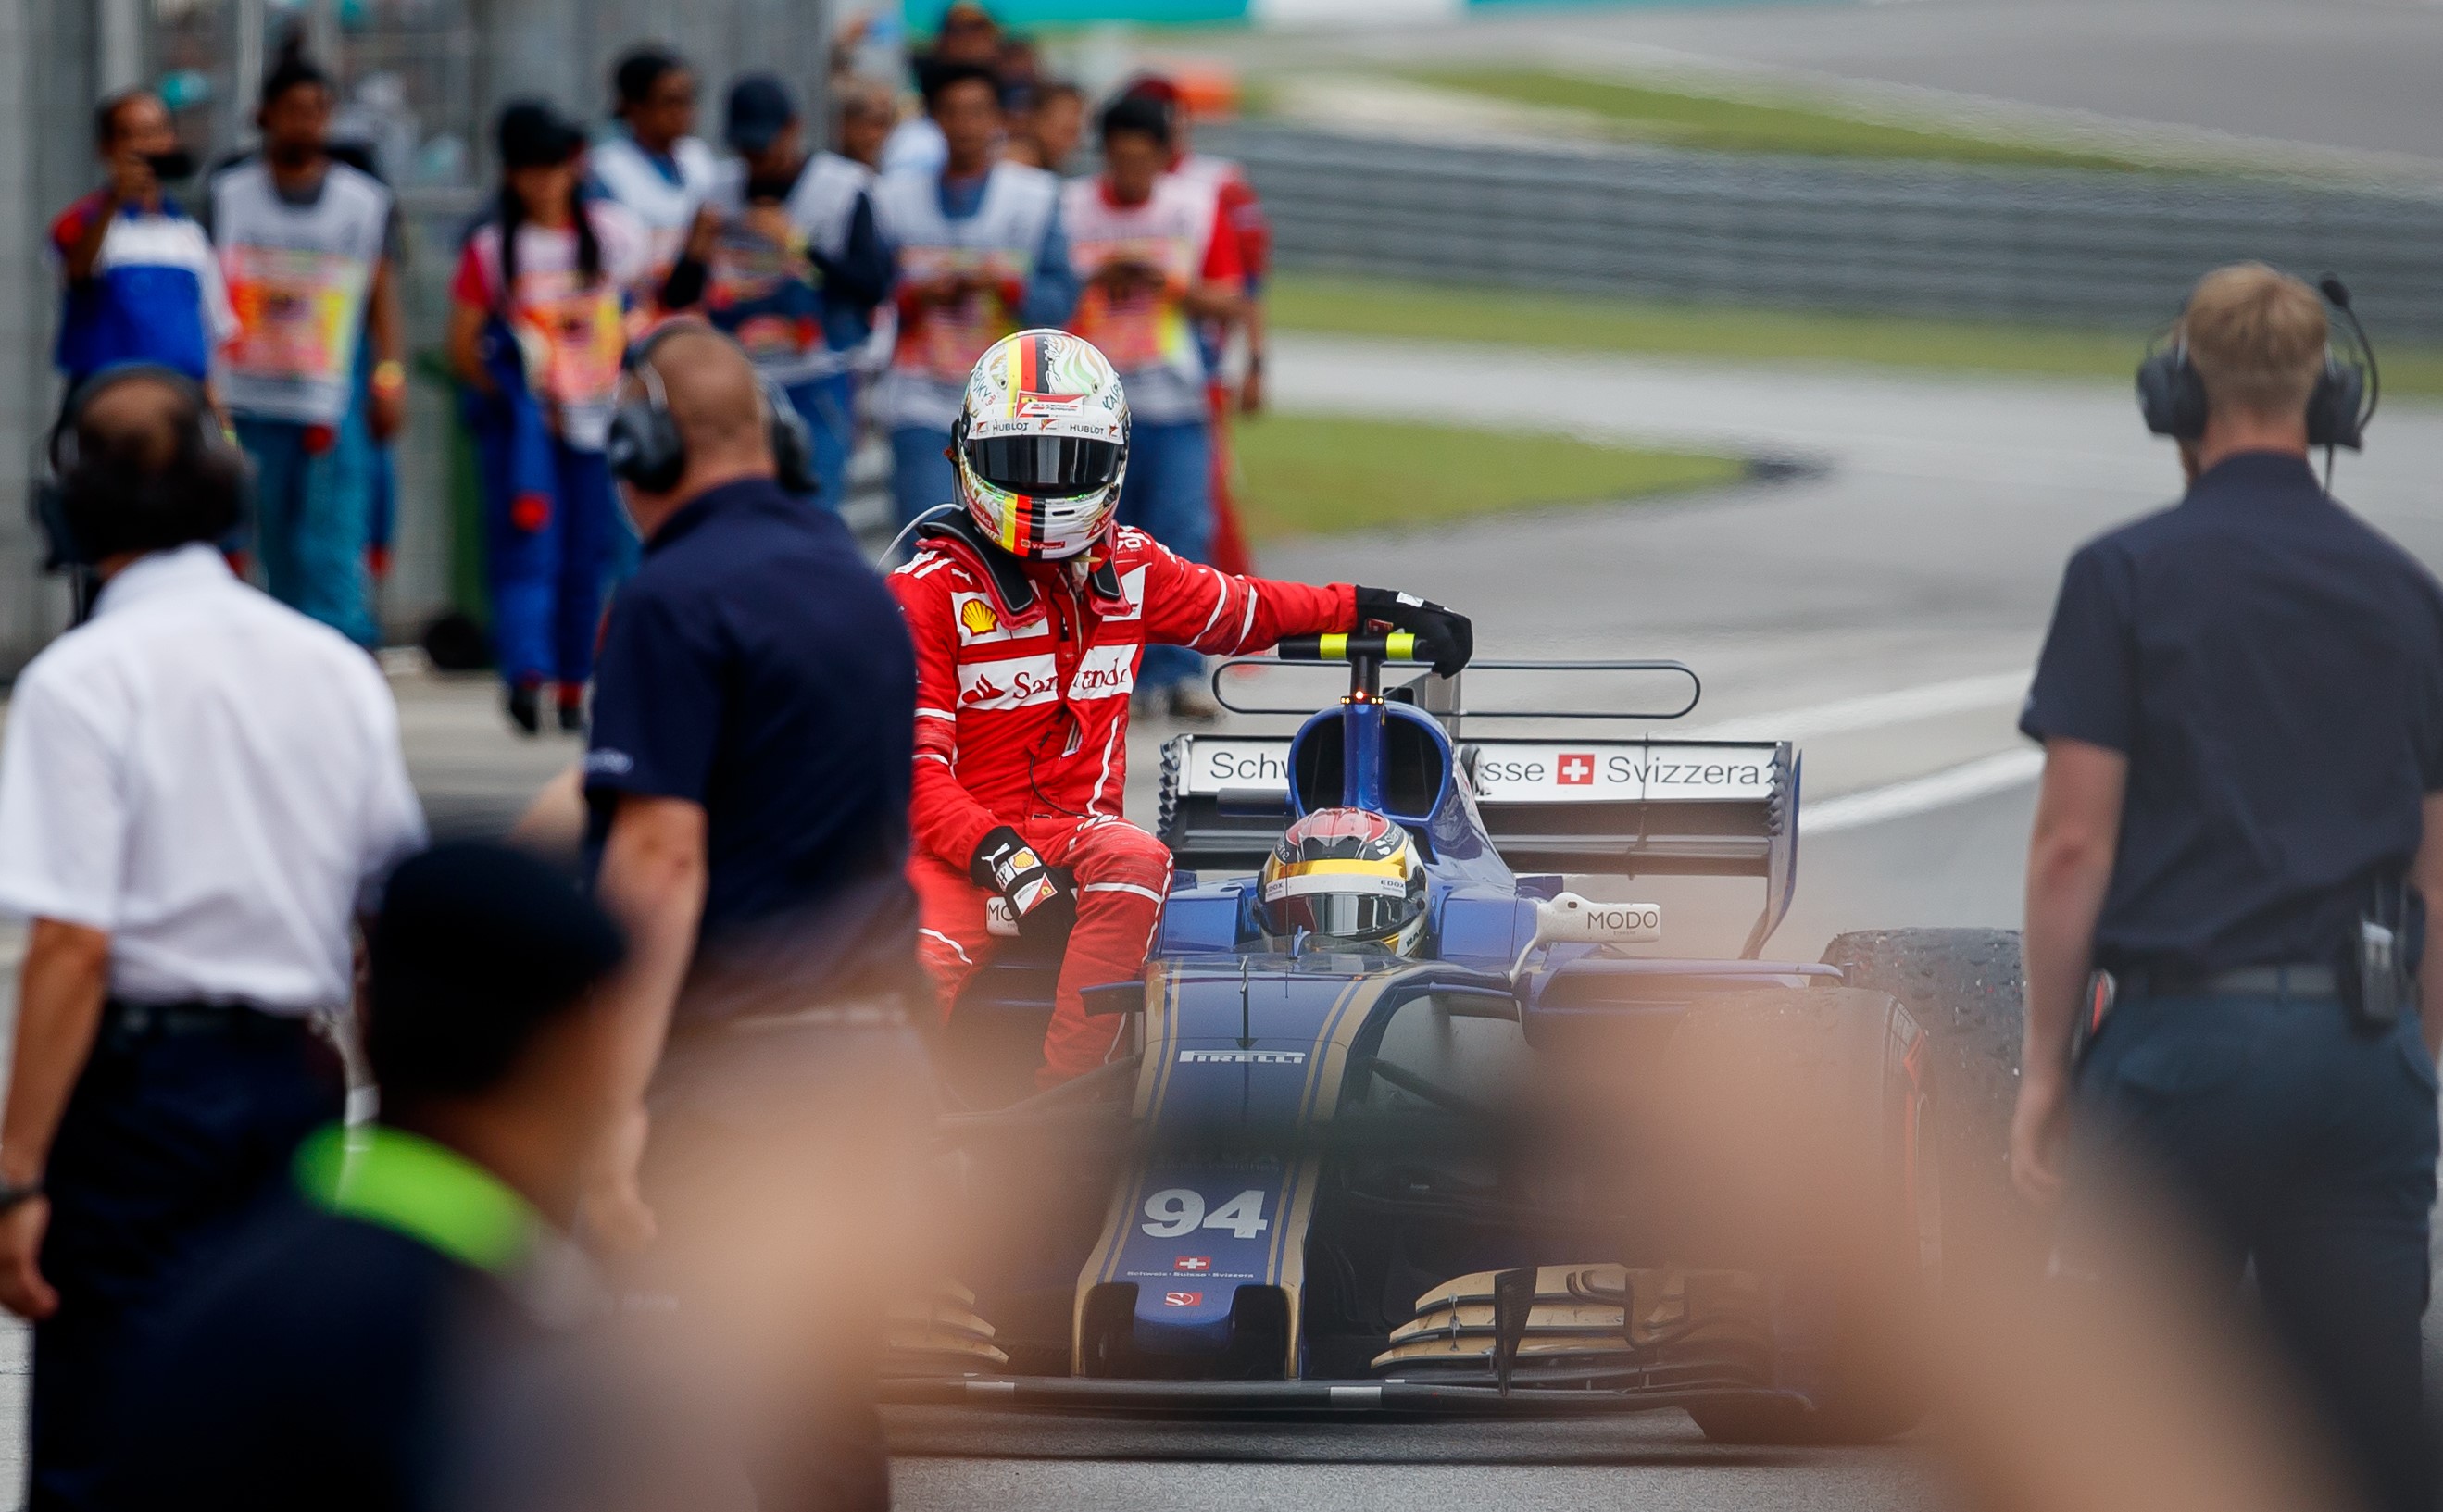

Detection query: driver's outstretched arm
xmin=1134 ymin=532 xmax=1355 ymax=656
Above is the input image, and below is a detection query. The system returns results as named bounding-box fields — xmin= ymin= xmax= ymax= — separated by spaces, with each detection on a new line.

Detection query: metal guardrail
xmin=1203 ymin=123 xmax=2443 ymax=338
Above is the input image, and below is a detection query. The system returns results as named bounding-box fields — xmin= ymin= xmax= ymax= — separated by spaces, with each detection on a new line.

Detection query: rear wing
xmin=1158 ymin=735 xmax=1800 ymax=955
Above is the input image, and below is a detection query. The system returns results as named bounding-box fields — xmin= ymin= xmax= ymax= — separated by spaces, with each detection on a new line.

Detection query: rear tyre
xmin=1818 ymin=929 xmax=2029 ymax=1267
xmin=1660 ymin=988 xmax=1936 ymax=1445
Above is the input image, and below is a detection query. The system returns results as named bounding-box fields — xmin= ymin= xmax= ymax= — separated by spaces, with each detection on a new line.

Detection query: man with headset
xmin=2013 ymin=263 xmax=2443 ymax=1512
xmin=0 ymin=366 xmax=424 ymax=1509
xmin=582 ymin=320 xmax=924 ymax=1511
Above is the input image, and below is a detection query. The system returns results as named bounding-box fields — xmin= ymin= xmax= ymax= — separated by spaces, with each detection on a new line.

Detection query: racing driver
xmin=892 ymin=328 xmax=1471 ymax=1084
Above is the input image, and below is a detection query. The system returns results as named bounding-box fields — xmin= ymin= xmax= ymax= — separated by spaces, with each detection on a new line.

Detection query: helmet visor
xmin=967 ymin=435 xmax=1122 ymax=498
xmin=1262 ymin=865 xmax=1419 ymax=944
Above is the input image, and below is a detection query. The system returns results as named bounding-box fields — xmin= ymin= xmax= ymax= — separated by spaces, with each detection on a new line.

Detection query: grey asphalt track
xmin=1233 ymin=0 xmax=2443 ymax=169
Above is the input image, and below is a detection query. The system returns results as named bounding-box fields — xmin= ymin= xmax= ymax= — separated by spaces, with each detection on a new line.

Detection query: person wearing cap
xmin=871 ymin=58 xmax=1077 ymax=530
xmin=658 ymin=74 xmax=890 ymax=506
xmin=449 ymin=100 xmax=654 ymax=736
xmin=207 ymin=42 xmax=405 ymax=648
xmin=588 ymin=46 xmax=720 ymax=294
xmin=98 ymin=843 xmax=645 ymax=1512
xmin=0 ymin=368 xmax=425 ymax=1511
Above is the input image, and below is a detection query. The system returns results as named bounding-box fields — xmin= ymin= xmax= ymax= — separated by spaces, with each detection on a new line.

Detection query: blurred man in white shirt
xmin=0 ymin=367 xmax=425 ymax=1511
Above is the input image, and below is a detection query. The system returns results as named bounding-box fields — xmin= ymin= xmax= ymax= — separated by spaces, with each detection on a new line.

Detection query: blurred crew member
xmin=882 ymin=0 xmax=1004 ymax=177
xmin=589 ymin=45 xmax=719 ymax=294
xmin=661 ymin=74 xmax=889 ymax=506
xmin=210 ymin=42 xmax=405 ymax=647
xmin=2014 ymin=263 xmax=2443 ymax=1512
xmin=893 ymin=329 xmax=1471 ymax=1083
xmin=51 ymin=92 xmax=232 ymax=395
xmin=1002 ymin=79 xmax=1083 ymax=172
xmin=1061 ymin=94 xmax=1246 ymax=720
xmin=101 ymin=843 xmax=639 ymax=1512
xmin=0 ymin=369 xmax=425 ymax=1511
xmin=583 ymin=325 xmax=922 ymax=1510
xmin=449 ymin=101 xmax=653 ymax=736
xmin=1123 ymin=72 xmax=1272 ymax=576
xmin=872 ymin=60 xmax=1077 ymax=530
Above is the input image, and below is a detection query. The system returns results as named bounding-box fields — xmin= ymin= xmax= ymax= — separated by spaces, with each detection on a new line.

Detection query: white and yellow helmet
xmin=953 ymin=329 xmax=1130 ymax=560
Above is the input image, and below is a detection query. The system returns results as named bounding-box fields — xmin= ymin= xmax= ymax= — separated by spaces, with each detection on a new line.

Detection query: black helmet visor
xmin=966 ymin=434 xmax=1122 ymax=497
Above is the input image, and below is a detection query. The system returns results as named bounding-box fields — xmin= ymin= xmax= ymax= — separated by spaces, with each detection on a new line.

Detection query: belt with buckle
xmin=102 ymin=999 xmax=324 ymax=1043
xmin=2119 ymin=964 xmax=2338 ymax=999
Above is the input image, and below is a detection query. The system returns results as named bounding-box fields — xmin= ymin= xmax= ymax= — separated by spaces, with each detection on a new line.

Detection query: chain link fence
xmin=1204 ymin=123 xmax=2443 ymax=338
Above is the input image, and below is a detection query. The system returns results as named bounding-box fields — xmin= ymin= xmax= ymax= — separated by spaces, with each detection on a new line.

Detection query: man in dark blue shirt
xmin=2015 ymin=264 xmax=2443 ymax=1512
xmin=583 ymin=325 xmax=928 ymax=1512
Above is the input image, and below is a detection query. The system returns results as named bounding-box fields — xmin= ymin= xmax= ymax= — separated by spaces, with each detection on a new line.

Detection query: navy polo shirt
xmin=2022 ymin=452 xmax=2443 ymax=976
xmin=586 ymin=479 xmax=918 ymax=1011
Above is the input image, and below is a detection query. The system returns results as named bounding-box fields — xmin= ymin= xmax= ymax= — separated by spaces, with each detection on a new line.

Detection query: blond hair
xmin=2179 ymin=263 xmax=2328 ymax=421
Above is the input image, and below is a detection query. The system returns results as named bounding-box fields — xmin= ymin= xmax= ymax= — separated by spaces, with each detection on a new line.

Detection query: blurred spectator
xmin=883 ymin=0 xmax=1003 ymax=176
xmin=1060 ymin=94 xmax=1245 ymax=719
xmin=833 ymin=76 xmax=898 ymax=171
xmin=1126 ymin=71 xmax=1272 ymax=576
xmin=871 ymin=61 xmax=1077 ymax=529
xmin=590 ymin=45 xmax=719 ymax=294
xmin=448 ymin=101 xmax=652 ymax=737
xmin=50 ymin=91 xmax=232 ymax=398
xmin=660 ymin=74 xmax=889 ymax=506
xmin=209 ymin=40 xmax=405 ymax=648
xmin=0 ymin=369 xmax=425 ymax=1512
xmin=2016 ymin=264 xmax=2443 ymax=1512
xmin=579 ymin=326 xmax=925 ymax=1511
xmin=100 ymin=843 xmax=641 ymax=1512
xmin=1003 ymin=79 xmax=1084 ymax=172
xmin=330 ymin=70 xmax=420 ymax=190
xmin=996 ymin=32 xmax=1043 ymax=105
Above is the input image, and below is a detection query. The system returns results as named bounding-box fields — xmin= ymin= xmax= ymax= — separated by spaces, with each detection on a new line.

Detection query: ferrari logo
xmin=959 ymin=598 xmax=999 ymax=637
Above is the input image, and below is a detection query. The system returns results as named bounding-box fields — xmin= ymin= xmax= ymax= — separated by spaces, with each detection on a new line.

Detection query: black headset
xmin=604 ymin=321 xmax=821 ymax=497
xmin=2136 ymin=274 xmax=2379 ymax=452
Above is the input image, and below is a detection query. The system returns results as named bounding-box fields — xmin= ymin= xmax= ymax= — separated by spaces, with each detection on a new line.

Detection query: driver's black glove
xmin=1355 ymin=586 xmax=1474 ymax=679
xmin=971 ymin=826 xmax=1077 ymax=942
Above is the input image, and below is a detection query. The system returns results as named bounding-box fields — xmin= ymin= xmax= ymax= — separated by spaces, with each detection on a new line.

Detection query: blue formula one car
xmin=886 ymin=636 xmax=2026 ymax=1443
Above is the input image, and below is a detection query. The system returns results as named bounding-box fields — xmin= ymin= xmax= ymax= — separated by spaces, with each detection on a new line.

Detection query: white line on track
xmin=1687 ymin=669 xmax=2030 ymax=743
xmin=1802 ymin=748 xmax=2045 ymax=835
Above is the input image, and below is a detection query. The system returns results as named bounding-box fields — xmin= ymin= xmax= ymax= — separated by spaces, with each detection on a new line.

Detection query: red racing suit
xmin=888 ymin=516 xmax=1354 ymax=1083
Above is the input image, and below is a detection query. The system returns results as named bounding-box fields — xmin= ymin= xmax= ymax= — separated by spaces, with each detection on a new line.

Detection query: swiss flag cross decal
xmin=1558 ymin=754 xmax=1597 ymax=786
xmin=1164 ymin=1291 xmax=1204 ymax=1306
xmin=1175 ymin=1256 xmax=1211 ymax=1271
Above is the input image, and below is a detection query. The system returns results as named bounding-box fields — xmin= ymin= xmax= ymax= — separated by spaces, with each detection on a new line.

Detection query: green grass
xmin=1407 ymin=68 xmax=2152 ymax=173
xmin=1267 ymin=273 xmax=2443 ymax=396
xmin=1231 ymin=412 xmax=1744 ymax=541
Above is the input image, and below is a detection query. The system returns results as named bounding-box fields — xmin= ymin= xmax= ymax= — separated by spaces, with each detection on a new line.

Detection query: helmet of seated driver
xmin=1258 ymin=807 xmax=1429 ymax=956
xmin=953 ymin=329 xmax=1130 ymax=560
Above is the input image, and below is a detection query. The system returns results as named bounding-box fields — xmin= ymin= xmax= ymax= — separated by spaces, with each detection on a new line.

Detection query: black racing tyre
xmin=1817 ymin=929 xmax=2030 ymax=1269
xmin=1660 ymin=987 xmax=1937 ymax=1446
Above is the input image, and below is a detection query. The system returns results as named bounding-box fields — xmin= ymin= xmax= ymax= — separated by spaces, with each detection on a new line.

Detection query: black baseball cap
xmin=725 ymin=74 xmax=799 ymax=154
xmin=497 ymin=100 xmax=585 ymax=169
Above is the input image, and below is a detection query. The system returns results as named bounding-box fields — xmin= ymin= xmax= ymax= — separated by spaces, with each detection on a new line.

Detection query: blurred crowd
xmin=50 ymin=7 xmax=1271 ymax=730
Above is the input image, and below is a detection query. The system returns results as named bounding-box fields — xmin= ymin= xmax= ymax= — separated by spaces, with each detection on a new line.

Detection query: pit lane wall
xmin=1202 ymin=122 xmax=2443 ymax=338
